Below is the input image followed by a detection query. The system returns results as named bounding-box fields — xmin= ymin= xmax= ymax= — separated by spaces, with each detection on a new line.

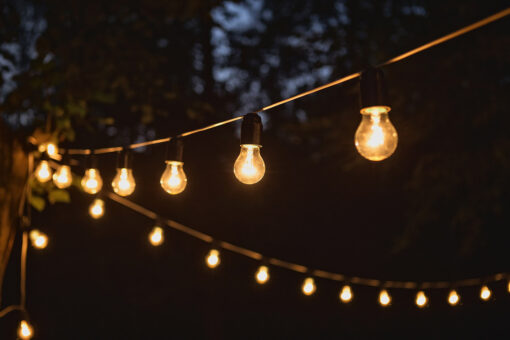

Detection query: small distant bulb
xmin=18 ymin=320 xmax=33 ymax=339
xmin=448 ymin=290 xmax=460 ymax=306
xmin=302 ymin=277 xmax=316 ymax=296
xmin=480 ymin=285 xmax=491 ymax=301
xmin=255 ymin=265 xmax=269 ymax=284
xmin=339 ymin=285 xmax=353 ymax=303
xmin=89 ymin=198 xmax=105 ymax=219
xmin=415 ymin=291 xmax=428 ymax=308
xmin=39 ymin=142 xmax=58 ymax=157
xmin=111 ymin=168 xmax=136 ymax=196
xmin=149 ymin=226 xmax=164 ymax=246
xmin=29 ymin=229 xmax=48 ymax=249
xmin=160 ymin=161 xmax=187 ymax=195
xmin=234 ymin=145 xmax=265 ymax=184
xmin=507 ymin=281 xmax=510 ymax=293
xmin=53 ymin=164 xmax=72 ymax=188
xmin=379 ymin=289 xmax=391 ymax=306
xmin=81 ymin=168 xmax=103 ymax=194
xmin=206 ymin=249 xmax=220 ymax=268
xmin=35 ymin=160 xmax=52 ymax=183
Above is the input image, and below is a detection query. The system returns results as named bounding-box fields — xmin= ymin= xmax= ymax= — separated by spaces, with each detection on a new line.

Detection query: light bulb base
xmin=240 ymin=113 xmax=263 ymax=146
xmin=359 ymin=67 xmax=391 ymax=113
xmin=166 ymin=138 xmax=184 ymax=162
xmin=116 ymin=148 xmax=133 ymax=169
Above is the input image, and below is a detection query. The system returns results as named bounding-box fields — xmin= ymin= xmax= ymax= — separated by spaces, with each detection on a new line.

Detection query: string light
xmin=160 ymin=138 xmax=187 ymax=195
xmin=82 ymin=168 xmax=103 ymax=194
xmin=35 ymin=158 xmax=52 ymax=183
xmin=39 ymin=141 xmax=58 ymax=157
xmin=206 ymin=249 xmax=220 ymax=268
xmin=111 ymin=150 xmax=135 ymax=196
xmin=89 ymin=198 xmax=105 ymax=219
xmin=415 ymin=291 xmax=428 ymax=308
xmin=149 ymin=226 xmax=164 ymax=246
xmin=339 ymin=285 xmax=353 ymax=303
xmin=302 ymin=277 xmax=316 ymax=296
xmin=448 ymin=290 xmax=460 ymax=306
xmin=507 ymin=280 xmax=510 ymax=293
xmin=480 ymin=285 xmax=491 ymax=301
xmin=29 ymin=230 xmax=48 ymax=249
xmin=18 ymin=320 xmax=33 ymax=339
xmin=234 ymin=113 xmax=266 ymax=184
xmin=255 ymin=265 xmax=269 ymax=284
xmin=379 ymin=289 xmax=391 ymax=306
xmin=52 ymin=157 xmax=72 ymax=189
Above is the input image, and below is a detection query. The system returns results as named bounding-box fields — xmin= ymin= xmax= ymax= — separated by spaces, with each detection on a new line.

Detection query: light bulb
xmin=52 ymin=164 xmax=72 ymax=188
xmin=255 ymin=265 xmax=269 ymax=284
xmin=302 ymin=277 xmax=316 ymax=296
xmin=111 ymin=168 xmax=135 ymax=196
xmin=149 ymin=226 xmax=164 ymax=246
xmin=234 ymin=144 xmax=265 ymax=184
xmin=355 ymin=107 xmax=398 ymax=161
xmin=18 ymin=320 xmax=33 ymax=339
xmin=29 ymin=230 xmax=48 ymax=249
xmin=81 ymin=168 xmax=103 ymax=194
xmin=35 ymin=160 xmax=52 ymax=183
xmin=39 ymin=142 xmax=58 ymax=157
xmin=379 ymin=289 xmax=391 ymax=306
xmin=448 ymin=290 xmax=460 ymax=306
xmin=480 ymin=285 xmax=491 ymax=301
xmin=89 ymin=199 xmax=105 ymax=219
xmin=339 ymin=285 xmax=353 ymax=303
xmin=160 ymin=161 xmax=187 ymax=195
xmin=415 ymin=291 xmax=428 ymax=308
xmin=206 ymin=249 xmax=220 ymax=268
xmin=507 ymin=280 xmax=510 ymax=293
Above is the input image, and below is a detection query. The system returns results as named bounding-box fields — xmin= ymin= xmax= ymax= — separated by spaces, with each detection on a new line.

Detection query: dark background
xmin=1 ymin=0 xmax=510 ymax=338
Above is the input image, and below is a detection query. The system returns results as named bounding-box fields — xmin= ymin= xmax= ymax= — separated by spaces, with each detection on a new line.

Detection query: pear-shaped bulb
xmin=89 ymin=198 xmax=105 ymax=219
xmin=234 ymin=144 xmax=265 ymax=184
xmin=53 ymin=164 xmax=72 ymax=188
xmin=35 ymin=160 xmax=52 ymax=183
xmin=160 ymin=161 xmax=187 ymax=195
xmin=111 ymin=168 xmax=135 ymax=196
xmin=81 ymin=168 xmax=103 ymax=194
xmin=355 ymin=107 xmax=398 ymax=161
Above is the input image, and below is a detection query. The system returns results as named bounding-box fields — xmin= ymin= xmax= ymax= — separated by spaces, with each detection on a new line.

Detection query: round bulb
xmin=35 ymin=160 xmax=52 ymax=183
xmin=302 ymin=277 xmax=316 ymax=296
xmin=18 ymin=320 xmax=33 ymax=339
xmin=339 ymin=285 xmax=353 ymax=303
xmin=160 ymin=161 xmax=187 ymax=195
xmin=53 ymin=164 xmax=72 ymax=188
xmin=89 ymin=199 xmax=105 ymax=219
xmin=81 ymin=168 xmax=103 ymax=194
xmin=111 ymin=168 xmax=136 ymax=196
xmin=234 ymin=144 xmax=265 ymax=184
xmin=206 ymin=249 xmax=220 ymax=268
xmin=355 ymin=107 xmax=398 ymax=161
xmin=379 ymin=289 xmax=391 ymax=306
xmin=39 ymin=142 xmax=58 ymax=157
xmin=415 ymin=291 xmax=428 ymax=308
xmin=255 ymin=265 xmax=269 ymax=284
xmin=149 ymin=226 xmax=164 ymax=246
xmin=480 ymin=285 xmax=491 ymax=301
xmin=29 ymin=230 xmax=48 ymax=249
xmin=448 ymin=290 xmax=460 ymax=306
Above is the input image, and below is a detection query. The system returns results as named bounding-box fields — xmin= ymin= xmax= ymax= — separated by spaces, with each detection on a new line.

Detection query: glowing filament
xmin=35 ymin=160 xmax=52 ymax=183
xmin=480 ymin=285 xmax=491 ymax=301
xmin=206 ymin=249 xmax=220 ymax=268
xmin=255 ymin=265 xmax=269 ymax=284
xmin=18 ymin=320 xmax=33 ymax=339
xmin=29 ymin=230 xmax=48 ymax=249
xmin=448 ymin=290 xmax=460 ymax=306
xmin=160 ymin=161 xmax=187 ymax=195
xmin=111 ymin=168 xmax=136 ymax=196
xmin=379 ymin=289 xmax=391 ymax=306
xmin=234 ymin=144 xmax=265 ymax=184
xmin=53 ymin=165 xmax=72 ymax=188
xmin=355 ymin=106 xmax=398 ymax=161
xmin=81 ymin=168 xmax=103 ymax=194
xmin=89 ymin=199 xmax=105 ymax=219
xmin=302 ymin=277 xmax=316 ymax=296
xmin=415 ymin=291 xmax=428 ymax=308
xmin=149 ymin=226 xmax=164 ymax=246
xmin=339 ymin=285 xmax=353 ymax=303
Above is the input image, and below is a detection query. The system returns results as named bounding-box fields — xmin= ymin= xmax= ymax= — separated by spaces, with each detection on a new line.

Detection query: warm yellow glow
xmin=111 ymin=168 xmax=136 ymax=196
xmin=39 ymin=142 xmax=58 ymax=157
xmin=29 ymin=230 xmax=48 ymax=249
xmin=52 ymin=164 xmax=72 ymax=188
xmin=160 ymin=161 xmax=187 ymax=195
xmin=480 ymin=285 xmax=491 ymax=301
xmin=149 ymin=226 xmax=164 ymax=246
xmin=89 ymin=199 xmax=105 ymax=219
xmin=415 ymin=291 xmax=428 ymax=308
xmin=18 ymin=320 xmax=33 ymax=339
xmin=255 ymin=265 xmax=269 ymax=284
xmin=302 ymin=277 xmax=316 ymax=296
xmin=234 ymin=144 xmax=265 ymax=184
xmin=35 ymin=160 xmax=52 ymax=183
xmin=355 ymin=106 xmax=398 ymax=161
xmin=379 ymin=289 xmax=391 ymax=306
xmin=206 ymin=249 xmax=220 ymax=268
xmin=507 ymin=281 xmax=510 ymax=293
xmin=339 ymin=285 xmax=353 ymax=303
xmin=448 ymin=290 xmax=460 ymax=306
xmin=81 ymin=168 xmax=103 ymax=194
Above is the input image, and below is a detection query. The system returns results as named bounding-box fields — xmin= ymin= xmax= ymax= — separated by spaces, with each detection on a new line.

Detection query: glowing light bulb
xmin=29 ymin=230 xmax=48 ymax=249
xmin=507 ymin=281 xmax=510 ymax=293
xmin=39 ymin=142 xmax=58 ymax=157
xmin=339 ymin=285 xmax=353 ymax=303
xmin=234 ymin=144 xmax=265 ymax=184
xmin=160 ymin=161 xmax=187 ymax=195
xmin=415 ymin=291 xmax=428 ymax=308
xmin=149 ymin=226 xmax=164 ymax=246
xmin=89 ymin=199 xmax=105 ymax=219
xmin=52 ymin=164 xmax=72 ymax=188
xmin=480 ymin=285 xmax=491 ymax=301
xmin=355 ymin=107 xmax=398 ymax=161
xmin=81 ymin=168 xmax=103 ymax=194
xmin=379 ymin=289 xmax=391 ymax=306
xmin=448 ymin=290 xmax=460 ymax=306
xmin=18 ymin=320 xmax=33 ymax=339
xmin=35 ymin=160 xmax=52 ymax=183
xmin=255 ymin=265 xmax=269 ymax=284
xmin=111 ymin=168 xmax=135 ymax=196
xmin=302 ymin=277 xmax=316 ymax=296
xmin=206 ymin=249 xmax=220 ymax=268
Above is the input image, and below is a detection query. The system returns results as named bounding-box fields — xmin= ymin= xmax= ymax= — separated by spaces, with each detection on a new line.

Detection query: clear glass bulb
xmin=355 ymin=107 xmax=398 ymax=161
xmin=339 ymin=285 xmax=353 ymax=303
xmin=206 ymin=249 xmax=220 ymax=268
xmin=149 ymin=226 xmax=164 ymax=246
xmin=415 ymin=291 xmax=428 ymax=308
xmin=480 ymin=285 xmax=491 ymax=301
xmin=89 ymin=199 xmax=105 ymax=219
xmin=18 ymin=320 xmax=33 ymax=339
xmin=39 ymin=142 xmax=58 ymax=157
xmin=234 ymin=144 xmax=265 ymax=184
xmin=53 ymin=164 xmax=72 ymax=188
xmin=448 ymin=290 xmax=459 ymax=306
xmin=302 ymin=277 xmax=316 ymax=296
xmin=160 ymin=161 xmax=187 ymax=195
xmin=29 ymin=230 xmax=48 ymax=249
xmin=255 ymin=265 xmax=269 ymax=284
xmin=35 ymin=160 xmax=52 ymax=183
xmin=81 ymin=168 xmax=103 ymax=194
xmin=111 ymin=168 xmax=136 ymax=196
xmin=379 ymin=289 xmax=391 ymax=306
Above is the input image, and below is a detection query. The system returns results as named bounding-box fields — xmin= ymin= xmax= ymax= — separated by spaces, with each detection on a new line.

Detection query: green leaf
xmin=29 ymin=195 xmax=46 ymax=212
xmin=48 ymin=189 xmax=71 ymax=204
